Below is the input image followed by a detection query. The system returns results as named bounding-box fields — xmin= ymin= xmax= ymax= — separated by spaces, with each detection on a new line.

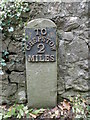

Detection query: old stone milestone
xmin=25 ymin=18 xmax=57 ymax=108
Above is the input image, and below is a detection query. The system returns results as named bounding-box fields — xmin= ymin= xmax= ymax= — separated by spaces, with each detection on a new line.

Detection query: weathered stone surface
xmin=1 ymin=2 xmax=89 ymax=104
xmin=8 ymin=41 xmax=22 ymax=53
xmin=0 ymin=42 xmax=2 ymax=53
xmin=72 ymin=78 xmax=89 ymax=91
xmin=57 ymin=77 xmax=65 ymax=94
xmin=77 ymin=60 xmax=88 ymax=70
xmin=0 ymin=96 xmax=9 ymax=104
xmin=7 ymin=62 xmax=15 ymax=71
xmin=66 ymin=37 xmax=88 ymax=62
xmin=15 ymin=86 xmax=26 ymax=103
xmin=65 ymin=60 xmax=89 ymax=91
xmin=9 ymin=72 xmax=25 ymax=84
xmin=2 ymin=83 xmax=17 ymax=97
xmin=7 ymin=53 xmax=25 ymax=71
xmin=1 ymin=72 xmax=8 ymax=81
xmin=62 ymin=32 xmax=73 ymax=41
xmin=26 ymin=18 xmax=57 ymax=108
xmin=2 ymin=41 xmax=7 ymax=50
xmin=60 ymin=90 xmax=90 ymax=98
xmin=65 ymin=17 xmax=80 ymax=31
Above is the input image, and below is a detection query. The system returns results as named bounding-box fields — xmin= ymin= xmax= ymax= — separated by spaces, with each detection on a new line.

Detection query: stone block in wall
xmin=8 ymin=49 xmax=25 ymax=63
xmin=15 ymin=84 xmax=26 ymax=103
xmin=57 ymin=77 xmax=65 ymax=95
xmin=57 ymin=30 xmax=66 ymax=66
xmin=7 ymin=52 xmax=25 ymax=71
xmin=65 ymin=62 xmax=89 ymax=92
xmin=60 ymin=90 xmax=90 ymax=99
xmin=0 ymin=71 xmax=8 ymax=81
xmin=7 ymin=62 xmax=25 ymax=72
xmin=9 ymin=71 xmax=25 ymax=84
xmin=72 ymin=78 xmax=90 ymax=92
xmin=66 ymin=37 xmax=88 ymax=62
xmin=65 ymin=17 xmax=80 ymax=32
xmin=62 ymin=32 xmax=73 ymax=41
xmin=2 ymin=41 xmax=7 ymax=51
xmin=6 ymin=62 xmax=15 ymax=71
xmin=77 ymin=60 xmax=88 ymax=71
xmin=1 ymin=83 xmax=17 ymax=97
xmin=8 ymin=41 xmax=22 ymax=53
xmin=15 ymin=52 xmax=25 ymax=63
xmin=0 ymin=96 xmax=10 ymax=104
xmin=14 ymin=30 xmax=24 ymax=38
xmin=60 ymin=90 xmax=79 ymax=98
xmin=54 ymin=17 xmax=66 ymax=29
xmin=0 ymin=70 xmax=8 ymax=96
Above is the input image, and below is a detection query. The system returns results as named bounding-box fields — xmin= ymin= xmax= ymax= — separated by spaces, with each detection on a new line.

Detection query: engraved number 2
xmin=37 ymin=43 xmax=45 ymax=54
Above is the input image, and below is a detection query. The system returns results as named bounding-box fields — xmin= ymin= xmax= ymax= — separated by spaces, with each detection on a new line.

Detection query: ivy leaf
xmin=0 ymin=69 xmax=4 ymax=75
xmin=0 ymin=26 xmax=3 ymax=30
xmin=1 ymin=62 xmax=6 ymax=66
xmin=17 ymin=12 xmax=21 ymax=17
xmin=32 ymin=109 xmax=41 ymax=115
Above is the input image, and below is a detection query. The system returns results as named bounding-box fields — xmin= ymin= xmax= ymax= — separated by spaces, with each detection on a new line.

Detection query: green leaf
xmin=32 ymin=109 xmax=41 ymax=115
xmin=4 ymin=111 xmax=12 ymax=119
xmin=0 ymin=59 xmax=5 ymax=62
xmin=29 ymin=109 xmax=33 ymax=112
xmin=23 ymin=106 xmax=28 ymax=111
xmin=0 ymin=113 xmax=3 ymax=120
xmin=11 ymin=108 xmax=16 ymax=116
xmin=26 ymin=113 xmax=30 ymax=118
xmin=1 ymin=62 xmax=6 ymax=66
xmin=20 ymin=109 xmax=24 ymax=117
xmin=16 ymin=105 xmax=24 ymax=111
xmin=17 ymin=113 xmax=21 ymax=119
xmin=87 ymin=105 xmax=90 ymax=111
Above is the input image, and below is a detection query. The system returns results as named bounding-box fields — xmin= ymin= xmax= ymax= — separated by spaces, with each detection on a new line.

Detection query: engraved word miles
xmin=25 ymin=28 xmax=56 ymax=62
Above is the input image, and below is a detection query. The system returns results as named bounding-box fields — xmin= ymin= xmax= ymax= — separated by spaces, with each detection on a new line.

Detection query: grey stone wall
xmin=1 ymin=1 xmax=89 ymax=104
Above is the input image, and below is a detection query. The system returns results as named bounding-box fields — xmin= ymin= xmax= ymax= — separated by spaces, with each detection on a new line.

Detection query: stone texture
xmin=1 ymin=71 xmax=8 ymax=81
xmin=66 ymin=37 xmax=88 ymax=62
xmin=26 ymin=18 xmax=57 ymax=108
xmin=26 ymin=18 xmax=56 ymax=28
xmin=7 ymin=54 xmax=25 ymax=71
xmin=9 ymin=71 xmax=25 ymax=84
xmin=72 ymin=78 xmax=89 ymax=91
xmin=62 ymin=32 xmax=73 ymax=41
xmin=65 ymin=17 xmax=80 ymax=32
xmin=0 ymin=1 xmax=89 ymax=104
xmin=8 ymin=41 xmax=22 ymax=53
xmin=2 ymin=41 xmax=7 ymax=51
xmin=0 ymin=96 xmax=10 ymax=104
xmin=2 ymin=83 xmax=17 ymax=97
xmin=15 ymin=86 xmax=26 ymax=103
